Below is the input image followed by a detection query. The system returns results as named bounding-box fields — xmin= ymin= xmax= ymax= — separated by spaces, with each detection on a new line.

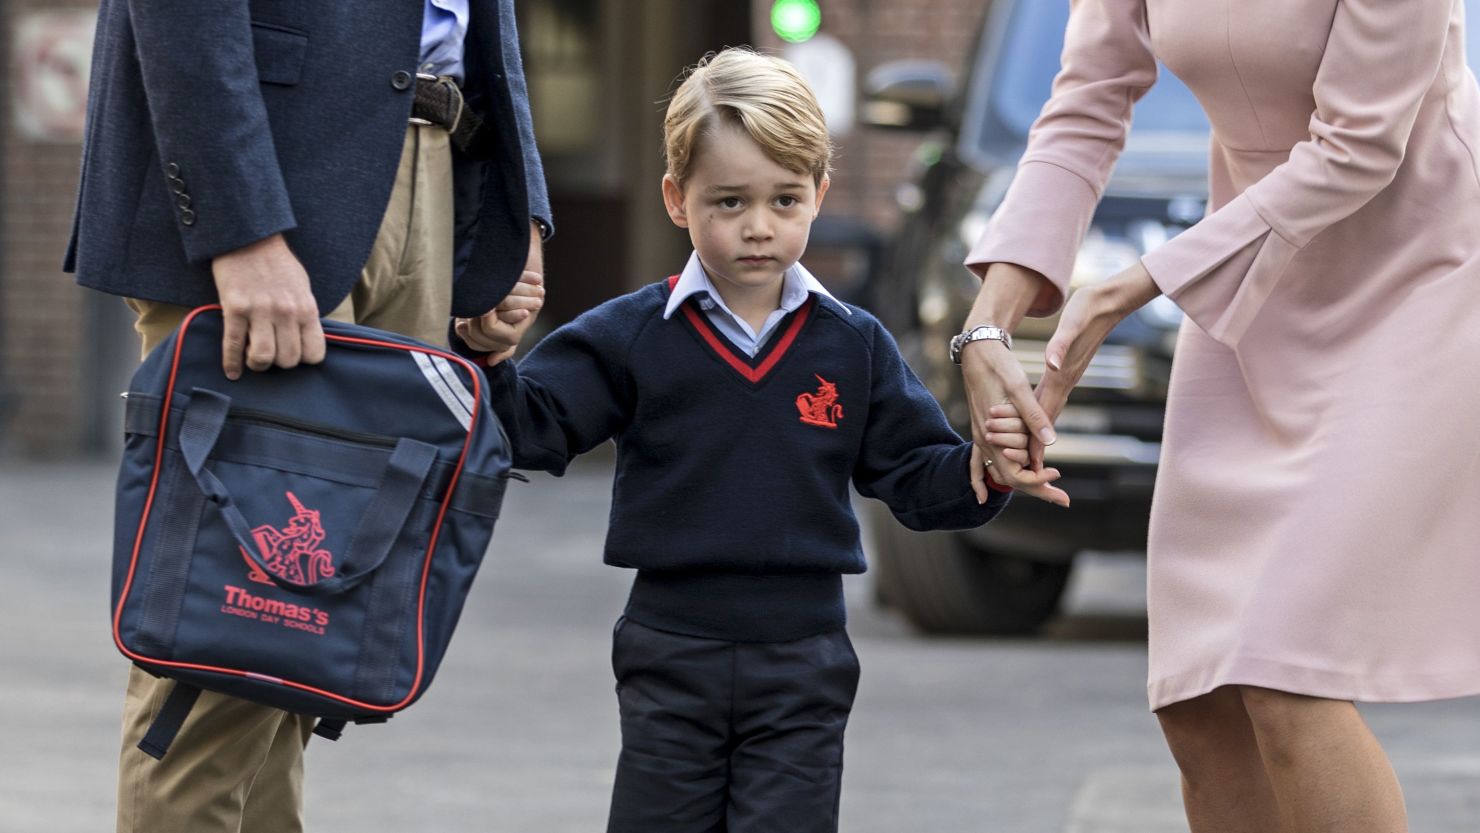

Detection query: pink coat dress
xmin=967 ymin=0 xmax=1480 ymax=710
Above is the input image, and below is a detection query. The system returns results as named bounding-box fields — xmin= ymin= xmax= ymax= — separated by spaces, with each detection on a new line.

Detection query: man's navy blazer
xmin=64 ymin=0 xmax=551 ymax=318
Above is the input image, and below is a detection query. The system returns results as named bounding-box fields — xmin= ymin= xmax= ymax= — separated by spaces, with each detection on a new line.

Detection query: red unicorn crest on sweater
xmin=796 ymin=374 xmax=844 ymax=429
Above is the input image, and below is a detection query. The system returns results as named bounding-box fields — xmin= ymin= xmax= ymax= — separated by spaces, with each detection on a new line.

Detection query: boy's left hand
xmin=972 ymin=402 xmax=1063 ymax=504
xmin=455 ymin=270 xmax=545 ymax=365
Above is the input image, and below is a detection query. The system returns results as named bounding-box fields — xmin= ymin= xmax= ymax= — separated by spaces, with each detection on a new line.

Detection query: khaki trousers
xmin=117 ymin=125 xmax=453 ymax=833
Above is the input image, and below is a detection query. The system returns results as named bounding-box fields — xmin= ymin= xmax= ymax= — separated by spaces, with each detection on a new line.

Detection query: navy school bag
xmin=112 ymin=306 xmax=513 ymax=758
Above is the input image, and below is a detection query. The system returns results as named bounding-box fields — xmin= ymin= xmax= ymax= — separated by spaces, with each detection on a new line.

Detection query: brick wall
xmin=752 ymin=0 xmax=989 ymax=232
xmin=1 ymin=3 xmax=97 ymax=458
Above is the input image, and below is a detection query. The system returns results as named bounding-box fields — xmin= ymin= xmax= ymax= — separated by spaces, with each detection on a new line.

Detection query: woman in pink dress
xmin=957 ymin=0 xmax=1480 ymax=828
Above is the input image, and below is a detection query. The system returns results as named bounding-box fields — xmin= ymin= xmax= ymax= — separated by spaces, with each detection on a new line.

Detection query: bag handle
xmin=177 ymin=388 xmax=438 ymax=597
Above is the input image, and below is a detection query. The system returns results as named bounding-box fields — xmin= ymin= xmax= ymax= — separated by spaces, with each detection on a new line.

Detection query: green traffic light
xmin=772 ymin=0 xmax=821 ymax=43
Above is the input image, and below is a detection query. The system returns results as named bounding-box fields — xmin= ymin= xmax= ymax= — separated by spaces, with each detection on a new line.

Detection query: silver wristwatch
xmin=949 ymin=325 xmax=1013 ymax=363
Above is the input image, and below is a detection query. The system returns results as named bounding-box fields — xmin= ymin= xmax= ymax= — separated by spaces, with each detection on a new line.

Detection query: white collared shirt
xmin=662 ymin=252 xmax=849 ymax=356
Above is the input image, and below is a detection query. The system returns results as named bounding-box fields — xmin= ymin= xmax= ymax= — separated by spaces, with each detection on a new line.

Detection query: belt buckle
xmin=408 ymin=72 xmax=440 ymax=126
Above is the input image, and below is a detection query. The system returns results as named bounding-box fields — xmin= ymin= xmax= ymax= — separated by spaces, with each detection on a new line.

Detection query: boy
xmin=457 ymin=48 xmax=1027 ymax=832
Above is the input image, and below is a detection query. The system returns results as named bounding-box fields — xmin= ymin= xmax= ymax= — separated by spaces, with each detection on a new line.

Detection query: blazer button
xmin=176 ymin=194 xmax=192 ymax=209
xmin=166 ymin=162 xmax=180 ymax=177
xmin=180 ymin=209 xmax=197 ymax=226
xmin=170 ymin=179 xmax=186 ymax=194
xmin=391 ymin=70 xmax=413 ymax=90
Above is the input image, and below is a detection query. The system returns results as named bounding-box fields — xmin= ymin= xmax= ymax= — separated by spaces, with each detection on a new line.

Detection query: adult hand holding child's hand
xmin=960 ymin=263 xmax=1069 ymax=506
xmin=456 ymin=270 xmax=545 ymax=365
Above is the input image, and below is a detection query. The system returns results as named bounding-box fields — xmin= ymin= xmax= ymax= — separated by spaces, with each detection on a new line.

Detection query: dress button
xmin=166 ymin=162 xmax=180 ymax=177
xmin=391 ymin=70 xmax=413 ymax=90
xmin=180 ymin=209 xmax=197 ymax=226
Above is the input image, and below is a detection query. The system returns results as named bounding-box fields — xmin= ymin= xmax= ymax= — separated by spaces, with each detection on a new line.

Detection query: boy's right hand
xmin=455 ymin=270 xmax=545 ymax=366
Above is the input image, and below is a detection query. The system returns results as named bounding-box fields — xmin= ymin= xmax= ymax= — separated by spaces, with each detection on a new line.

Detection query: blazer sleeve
xmin=852 ymin=317 xmax=1009 ymax=531
xmin=127 ymin=0 xmax=297 ymax=263
xmin=964 ymin=0 xmax=1160 ymax=318
xmin=497 ymin=0 xmax=552 ymax=233
xmin=1137 ymin=0 xmax=1452 ymax=346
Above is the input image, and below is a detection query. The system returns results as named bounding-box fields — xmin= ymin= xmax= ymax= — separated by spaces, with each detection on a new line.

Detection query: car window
xmin=986 ymin=1 xmax=1207 ymax=142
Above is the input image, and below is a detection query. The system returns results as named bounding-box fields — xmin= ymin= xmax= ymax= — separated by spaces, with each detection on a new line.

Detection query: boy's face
xmin=662 ymin=123 xmax=829 ymax=303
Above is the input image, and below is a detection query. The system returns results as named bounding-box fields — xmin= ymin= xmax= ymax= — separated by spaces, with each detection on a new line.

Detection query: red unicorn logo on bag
xmin=240 ymin=491 xmax=337 ymax=586
xmin=796 ymin=374 xmax=844 ymax=429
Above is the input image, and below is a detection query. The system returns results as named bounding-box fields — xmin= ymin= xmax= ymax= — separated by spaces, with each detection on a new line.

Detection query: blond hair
xmin=663 ymin=48 xmax=833 ymax=188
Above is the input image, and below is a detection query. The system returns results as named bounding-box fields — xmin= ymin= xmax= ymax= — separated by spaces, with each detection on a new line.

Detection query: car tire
xmin=866 ymin=503 xmax=1072 ymax=635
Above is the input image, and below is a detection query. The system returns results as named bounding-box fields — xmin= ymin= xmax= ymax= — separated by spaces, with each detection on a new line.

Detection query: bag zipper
xmin=229 ymin=407 xmax=401 ymax=449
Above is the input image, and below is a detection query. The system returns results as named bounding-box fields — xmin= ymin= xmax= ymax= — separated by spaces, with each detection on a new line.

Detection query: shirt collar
xmin=662 ymin=251 xmax=849 ymax=320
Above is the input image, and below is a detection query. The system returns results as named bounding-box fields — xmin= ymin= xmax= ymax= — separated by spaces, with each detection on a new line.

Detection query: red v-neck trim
xmin=666 ymin=275 xmax=814 ymax=385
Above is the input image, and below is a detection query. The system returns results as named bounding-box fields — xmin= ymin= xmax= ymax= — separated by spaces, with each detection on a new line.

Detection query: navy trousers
xmin=605 ymin=619 xmax=861 ymax=833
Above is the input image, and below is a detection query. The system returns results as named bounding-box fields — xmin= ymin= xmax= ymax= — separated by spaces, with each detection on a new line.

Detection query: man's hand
xmin=455 ymin=270 xmax=545 ymax=365
xmin=211 ymin=233 xmax=323 ymax=380
xmin=524 ymin=218 xmax=544 ymax=280
xmin=454 ymin=221 xmax=548 ymax=365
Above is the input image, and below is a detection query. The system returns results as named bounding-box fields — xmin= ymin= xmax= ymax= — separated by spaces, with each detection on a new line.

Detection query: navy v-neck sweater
xmin=480 ymin=278 xmax=1008 ymax=641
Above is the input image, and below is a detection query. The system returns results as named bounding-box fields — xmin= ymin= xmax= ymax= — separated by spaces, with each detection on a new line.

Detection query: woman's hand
xmin=1033 ymin=261 xmax=1161 ymax=468
xmin=960 ymin=263 xmax=1069 ymax=506
xmin=961 ymin=340 xmax=1069 ymax=506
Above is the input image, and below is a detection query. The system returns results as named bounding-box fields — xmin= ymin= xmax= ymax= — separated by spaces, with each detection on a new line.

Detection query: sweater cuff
xmin=893 ymin=475 xmax=1010 ymax=531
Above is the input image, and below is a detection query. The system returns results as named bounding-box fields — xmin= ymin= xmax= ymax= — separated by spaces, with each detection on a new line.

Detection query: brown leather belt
xmin=411 ymin=74 xmax=482 ymax=152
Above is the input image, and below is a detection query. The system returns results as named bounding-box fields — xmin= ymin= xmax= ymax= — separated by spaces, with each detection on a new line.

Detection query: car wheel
xmin=866 ymin=503 xmax=1072 ymax=635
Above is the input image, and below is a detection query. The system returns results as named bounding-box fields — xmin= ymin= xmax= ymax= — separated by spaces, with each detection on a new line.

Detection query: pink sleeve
xmin=1141 ymin=0 xmax=1453 ymax=345
xmin=965 ymin=0 xmax=1160 ymax=317
xmin=968 ymin=0 xmax=1456 ymax=346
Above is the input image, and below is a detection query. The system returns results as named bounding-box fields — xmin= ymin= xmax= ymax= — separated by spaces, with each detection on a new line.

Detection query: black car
xmin=859 ymin=0 xmax=1212 ymax=634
